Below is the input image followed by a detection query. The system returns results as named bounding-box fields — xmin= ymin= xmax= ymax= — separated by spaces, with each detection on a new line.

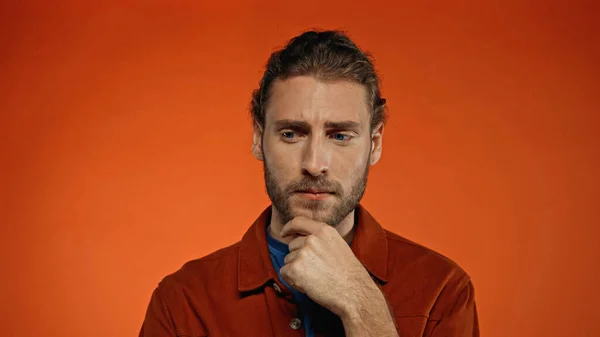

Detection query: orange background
xmin=2 ymin=1 xmax=599 ymax=336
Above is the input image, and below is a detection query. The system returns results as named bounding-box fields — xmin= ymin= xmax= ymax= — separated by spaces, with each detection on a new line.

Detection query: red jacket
xmin=139 ymin=205 xmax=479 ymax=336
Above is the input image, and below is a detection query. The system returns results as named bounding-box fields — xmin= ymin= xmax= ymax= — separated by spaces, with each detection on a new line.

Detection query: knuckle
xmin=319 ymin=225 xmax=334 ymax=236
xmin=297 ymin=249 xmax=309 ymax=259
xmin=289 ymin=261 xmax=301 ymax=274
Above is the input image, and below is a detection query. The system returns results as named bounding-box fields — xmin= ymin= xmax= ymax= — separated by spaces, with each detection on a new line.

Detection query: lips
xmin=296 ymin=189 xmax=333 ymax=194
xmin=294 ymin=189 xmax=334 ymax=201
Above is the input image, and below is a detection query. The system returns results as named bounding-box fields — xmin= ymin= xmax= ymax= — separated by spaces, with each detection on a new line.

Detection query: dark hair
xmin=250 ymin=29 xmax=387 ymax=131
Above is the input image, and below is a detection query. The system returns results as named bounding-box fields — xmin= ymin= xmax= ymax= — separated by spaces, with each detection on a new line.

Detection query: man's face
xmin=253 ymin=76 xmax=383 ymax=226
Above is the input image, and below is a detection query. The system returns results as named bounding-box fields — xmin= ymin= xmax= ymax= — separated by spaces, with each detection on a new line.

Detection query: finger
xmin=287 ymin=235 xmax=307 ymax=252
xmin=283 ymin=249 xmax=298 ymax=264
xmin=280 ymin=265 xmax=295 ymax=287
xmin=281 ymin=217 xmax=326 ymax=238
xmin=280 ymin=265 xmax=305 ymax=293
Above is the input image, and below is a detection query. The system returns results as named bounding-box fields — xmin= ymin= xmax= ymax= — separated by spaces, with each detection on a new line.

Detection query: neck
xmin=267 ymin=206 xmax=357 ymax=244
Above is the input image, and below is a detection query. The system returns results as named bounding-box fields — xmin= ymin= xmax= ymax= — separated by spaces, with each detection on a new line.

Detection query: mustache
xmin=286 ymin=177 xmax=342 ymax=194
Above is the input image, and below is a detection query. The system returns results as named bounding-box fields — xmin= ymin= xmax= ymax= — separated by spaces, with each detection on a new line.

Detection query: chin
xmin=289 ymin=204 xmax=334 ymax=222
xmin=291 ymin=197 xmax=333 ymax=210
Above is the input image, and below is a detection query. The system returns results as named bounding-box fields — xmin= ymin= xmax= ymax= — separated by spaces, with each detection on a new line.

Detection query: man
xmin=139 ymin=30 xmax=479 ymax=337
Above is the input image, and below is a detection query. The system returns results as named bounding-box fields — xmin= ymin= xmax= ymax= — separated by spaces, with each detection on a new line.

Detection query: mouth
xmin=294 ymin=189 xmax=335 ymax=200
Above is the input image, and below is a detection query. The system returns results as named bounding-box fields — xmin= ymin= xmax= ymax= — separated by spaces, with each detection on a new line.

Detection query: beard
xmin=263 ymin=152 xmax=370 ymax=227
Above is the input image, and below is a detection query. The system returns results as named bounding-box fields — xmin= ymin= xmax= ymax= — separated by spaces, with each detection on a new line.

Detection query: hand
xmin=279 ymin=216 xmax=378 ymax=318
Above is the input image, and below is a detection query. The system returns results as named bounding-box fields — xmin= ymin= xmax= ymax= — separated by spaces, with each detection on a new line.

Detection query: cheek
xmin=332 ymin=150 xmax=369 ymax=180
xmin=265 ymin=145 xmax=301 ymax=179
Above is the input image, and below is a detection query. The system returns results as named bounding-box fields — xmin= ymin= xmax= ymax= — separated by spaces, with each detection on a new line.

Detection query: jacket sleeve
xmin=139 ymin=284 xmax=177 ymax=337
xmin=429 ymin=279 xmax=480 ymax=337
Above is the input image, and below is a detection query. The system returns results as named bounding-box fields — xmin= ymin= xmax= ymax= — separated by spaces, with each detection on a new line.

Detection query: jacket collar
xmin=237 ymin=204 xmax=389 ymax=292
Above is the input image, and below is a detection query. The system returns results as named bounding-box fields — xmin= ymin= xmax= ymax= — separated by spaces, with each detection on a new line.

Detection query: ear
xmin=252 ymin=121 xmax=264 ymax=161
xmin=369 ymin=122 xmax=384 ymax=165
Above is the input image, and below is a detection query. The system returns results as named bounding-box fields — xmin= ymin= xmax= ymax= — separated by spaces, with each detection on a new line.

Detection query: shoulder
xmin=142 ymin=244 xmax=242 ymax=335
xmin=158 ymin=241 xmax=241 ymax=290
xmin=383 ymin=229 xmax=471 ymax=290
xmin=381 ymin=230 xmax=474 ymax=318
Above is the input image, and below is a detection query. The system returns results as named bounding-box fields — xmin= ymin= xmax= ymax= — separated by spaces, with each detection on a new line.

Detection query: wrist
xmin=340 ymin=284 xmax=399 ymax=337
xmin=341 ymin=280 xmax=385 ymax=323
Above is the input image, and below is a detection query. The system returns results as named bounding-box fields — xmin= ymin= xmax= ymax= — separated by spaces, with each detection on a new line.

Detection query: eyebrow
xmin=273 ymin=119 xmax=362 ymax=132
xmin=324 ymin=120 xmax=362 ymax=131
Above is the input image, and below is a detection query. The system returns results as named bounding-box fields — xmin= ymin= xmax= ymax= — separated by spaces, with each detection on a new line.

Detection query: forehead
xmin=265 ymin=76 xmax=370 ymax=127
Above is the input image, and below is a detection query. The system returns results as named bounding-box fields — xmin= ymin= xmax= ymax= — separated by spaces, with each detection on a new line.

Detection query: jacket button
xmin=289 ymin=317 xmax=302 ymax=330
xmin=273 ymin=283 xmax=282 ymax=294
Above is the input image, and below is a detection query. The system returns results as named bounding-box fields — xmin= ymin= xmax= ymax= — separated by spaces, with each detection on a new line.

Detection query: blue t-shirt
xmin=266 ymin=225 xmax=353 ymax=337
xmin=266 ymin=228 xmax=317 ymax=337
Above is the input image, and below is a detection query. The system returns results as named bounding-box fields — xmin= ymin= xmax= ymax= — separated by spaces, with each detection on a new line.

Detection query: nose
xmin=301 ymin=135 xmax=330 ymax=177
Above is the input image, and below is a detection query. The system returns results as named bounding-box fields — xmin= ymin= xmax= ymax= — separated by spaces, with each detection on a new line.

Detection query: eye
xmin=282 ymin=131 xmax=296 ymax=139
xmin=280 ymin=131 xmax=304 ymax=142
xmin=331 ymin=133 xmax=352 ymax=141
